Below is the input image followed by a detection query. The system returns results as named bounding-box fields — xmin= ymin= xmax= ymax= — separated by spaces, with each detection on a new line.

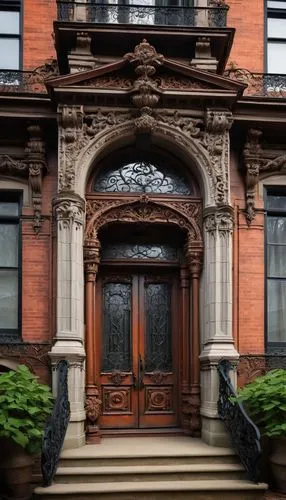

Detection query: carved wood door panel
xmin=97 ymin=270 xmax=178 ymax=429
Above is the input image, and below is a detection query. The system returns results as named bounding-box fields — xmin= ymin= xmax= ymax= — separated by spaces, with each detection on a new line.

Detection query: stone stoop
xmin=35 ymin=436 xmax=267 ymax=500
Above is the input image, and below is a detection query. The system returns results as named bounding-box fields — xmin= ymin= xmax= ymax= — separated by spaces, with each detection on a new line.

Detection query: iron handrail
xmin=41 ymin=360 xmax=70 ymax=487
xmin=217 ymin=359 xmax=261 ymax=482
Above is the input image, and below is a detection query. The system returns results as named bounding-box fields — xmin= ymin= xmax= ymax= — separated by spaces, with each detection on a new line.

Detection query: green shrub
xmin=234 ymin=369 xmax=286 ymax=438
xmin=0 ymin=365 xmax=53 ymax=454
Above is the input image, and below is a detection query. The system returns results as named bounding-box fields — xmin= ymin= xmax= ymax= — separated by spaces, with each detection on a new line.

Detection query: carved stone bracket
xmin=243 ymin=128 xmax=286 ymax=224
xmin=0 ymin=125 xmax=48 ymax=233
xmin=204 ymin=206 xmax=234 ymax=237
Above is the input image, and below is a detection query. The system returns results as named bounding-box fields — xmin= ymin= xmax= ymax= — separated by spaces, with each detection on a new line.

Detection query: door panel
xmin=99 ymin=275 xmax=138 ymax=429
xmin=139 ymin=275 xmax=177 ymax=428
xmin=97 ymin=270 xmax=178 ymax=429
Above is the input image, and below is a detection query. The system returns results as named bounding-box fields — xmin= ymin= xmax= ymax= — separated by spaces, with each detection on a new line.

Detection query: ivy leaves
xmin=0 ymin=365 xmax=53 ymax=454
xmin=234 ymin=369 xmax=286 ymax=438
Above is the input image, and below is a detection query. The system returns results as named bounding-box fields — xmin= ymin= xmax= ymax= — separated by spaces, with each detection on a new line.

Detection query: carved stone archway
xmin=83 ymin=197 xmax=203 ymax=441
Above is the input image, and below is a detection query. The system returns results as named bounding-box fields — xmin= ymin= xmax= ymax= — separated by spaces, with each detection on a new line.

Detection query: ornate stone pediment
xmin=46 ymin=39 xmax=246 ymax=103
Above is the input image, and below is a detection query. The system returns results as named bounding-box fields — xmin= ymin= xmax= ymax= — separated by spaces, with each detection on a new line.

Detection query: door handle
xmin=139 ymin=354 xmax=144 ymax=390
xmin=132 ymin=372 xmax=137 ymax=389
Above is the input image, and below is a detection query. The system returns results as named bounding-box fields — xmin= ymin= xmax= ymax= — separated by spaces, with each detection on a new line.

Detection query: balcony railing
xmin=0 ymin=70 xmax=47 ymax=94
xmin=225 ymin=68 xmax=286 ymax=98
xmin=57 ymin=1 xmax=228 ymax=28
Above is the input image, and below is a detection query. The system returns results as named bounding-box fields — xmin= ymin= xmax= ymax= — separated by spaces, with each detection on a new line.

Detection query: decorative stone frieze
xmin=243 ymin=128 xmax=286 ymax=224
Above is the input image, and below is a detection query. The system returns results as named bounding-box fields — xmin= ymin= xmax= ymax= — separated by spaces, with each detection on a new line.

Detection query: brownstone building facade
xmin=0 ymin=0 xmax=286 ymax=472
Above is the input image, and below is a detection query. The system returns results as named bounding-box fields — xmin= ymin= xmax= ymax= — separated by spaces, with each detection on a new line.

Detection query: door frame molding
xmin=83 ymin=193 xmax=203 ymax=442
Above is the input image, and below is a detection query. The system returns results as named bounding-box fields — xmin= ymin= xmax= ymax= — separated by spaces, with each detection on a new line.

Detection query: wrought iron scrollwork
xmin=217 ymin=360 xmax=261 ymax=483
xmin=57 ymin=2 xmax=228 ymax=28
xmin=41 ymin=360 xmax=70 ymax=487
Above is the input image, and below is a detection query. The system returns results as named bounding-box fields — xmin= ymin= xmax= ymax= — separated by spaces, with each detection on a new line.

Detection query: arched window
xmin=92 ymin=148 xmax=196 ymax=196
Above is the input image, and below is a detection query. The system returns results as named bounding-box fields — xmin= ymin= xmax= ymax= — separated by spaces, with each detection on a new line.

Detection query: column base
xmin=49 ymin=339 xmax=86 ymax=450
xmin=200 ymin=337 xmax=239 ymax=448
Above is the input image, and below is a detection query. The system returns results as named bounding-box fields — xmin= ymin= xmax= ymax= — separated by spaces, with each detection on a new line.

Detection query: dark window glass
xmin=102 ymin=282 xmax=132 ymax=371
xmin=145 ymin=282 xmax=172 ymax=372
xmin=266 ymin=190 xmax=286 ymax=349
xmin=0 ymin=194 xmax=20 ymax=341
xmin=102 ymin=243 xmax=178 ymax=261
xmin=0 ymin=1 xmax=21 ymax=70
xmin=267 ymin=1 xmax=286 ymax=74
xmin=94 ymin=160 xmax=191 ymax=195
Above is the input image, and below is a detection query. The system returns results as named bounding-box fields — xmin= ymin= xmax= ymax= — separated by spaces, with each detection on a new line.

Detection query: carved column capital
xmin=84 ymin=231 xmax=101 ymax=282
xmin=58 ymin=104 xmax=84 ymax=143
xmin=53 ymin=192 xmax=85 ymax=230
xmin=204 ymin=206 xmax=234 ymax=237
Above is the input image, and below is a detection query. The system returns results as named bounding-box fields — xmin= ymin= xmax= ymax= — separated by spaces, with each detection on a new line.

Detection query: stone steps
xmin=54 ymin=462 xmax=246 ymax=483
xmin=35 ymin=479 xmax=267 ymax=500
xmin=35 ymin=437 xmax=267 ymax=500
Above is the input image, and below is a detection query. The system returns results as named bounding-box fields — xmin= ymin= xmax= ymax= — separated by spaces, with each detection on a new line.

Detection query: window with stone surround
xmin=267 ymin=0 xmax=286 ymax=74
xmin=0 ymin=0 xmax=21 ymax=70
xmin=0 ymin=192 xmax=21 ymax=342
xmin=266 ymin=188 xmax=286 ymax=351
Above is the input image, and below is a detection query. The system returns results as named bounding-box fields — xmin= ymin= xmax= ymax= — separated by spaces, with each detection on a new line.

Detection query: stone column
xmin=50 ymin=192 xmax=86 ymax=449
xmin=200 ymin=206 xmax=239 ymax=446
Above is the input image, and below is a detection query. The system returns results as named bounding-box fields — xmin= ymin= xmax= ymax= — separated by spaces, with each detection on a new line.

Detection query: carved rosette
xmin=204 ymin=207 xmax=234 ymax=238
xmin=243 ymin=128 xmax=286 ymax=224
xmin=54 ymin=193 xmax=85 ymax=231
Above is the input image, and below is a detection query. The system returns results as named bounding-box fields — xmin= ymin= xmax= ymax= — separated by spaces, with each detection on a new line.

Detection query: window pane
xmin=0 ymin=38 xmax=19 ymax=70
xmin=0 ymin=269 xmax=18 ymax=329
xmin=268 ymin=17 xmax=286 ymax=38
xmin=268 ymin=42 xmax=286 ymax=73
xmin=0 ymin=11 xmax=20 ymax=34
xmin=0 ymin=202 xmax=19 ymax=216
xmin=267 ymin=195 xmax=286 ymax=210
xmin=268 ymin=245 xmax=286 ymax=277
xmin=268 ymin=279 xmax=286 ymax=343
xmin=268 ymin=1 xmax=286 ymax=8
xmin=0 ymin=224 xmax=18 ymax=267
xmin=267 ymin=217 xmax=286 ymax=244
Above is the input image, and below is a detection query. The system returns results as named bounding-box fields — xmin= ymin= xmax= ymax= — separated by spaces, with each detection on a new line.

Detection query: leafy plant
xmin=233 ymin=369 xmax=286 ymax=438
xmin=0 ymin=365 xmax=53 ymax=454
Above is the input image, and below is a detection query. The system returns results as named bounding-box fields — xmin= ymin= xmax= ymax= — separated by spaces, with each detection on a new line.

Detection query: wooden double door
xmin=96 ymin=269 xmax=179 ymax=429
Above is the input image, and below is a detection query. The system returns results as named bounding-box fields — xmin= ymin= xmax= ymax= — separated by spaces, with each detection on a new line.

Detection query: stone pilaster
xmin=200 ymin=206 xmax=239 ymax=446
xmin=49 ymin=192 xmax=86 ymax=449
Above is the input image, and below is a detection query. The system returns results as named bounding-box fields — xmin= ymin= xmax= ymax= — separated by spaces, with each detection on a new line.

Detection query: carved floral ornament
xmin=57 ymin=39 xmax=233 ymax=207
xmin=204 ymin=207 xmax=234 ymax=237
xmin=243 ymin=129 xmax=286 ymax=224
xmin=54 ymin=193 xmax=85 ymax=230
xmin=0 ymin=125 xmax=47 ymax=234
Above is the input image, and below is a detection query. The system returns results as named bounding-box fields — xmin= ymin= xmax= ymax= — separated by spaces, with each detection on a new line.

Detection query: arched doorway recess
xmin=83 ymin=146 xmax=204 ymax=442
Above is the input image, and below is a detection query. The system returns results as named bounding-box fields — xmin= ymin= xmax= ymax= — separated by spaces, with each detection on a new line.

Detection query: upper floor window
xmin=0 ymin=1 xmax=21 ymax=70
xmin=0 ymin=193 xmax=21 ymax=342
xmin=265 ymin=189 xmax=286 ymax=351
xmin=267 ymin=1 xmax=286 ymax=74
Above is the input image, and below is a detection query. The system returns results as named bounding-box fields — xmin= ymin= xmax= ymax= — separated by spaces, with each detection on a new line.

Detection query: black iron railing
xmin=225 ymin=68 xmax=286 ymax=98
xmin=217 ymin=360 xmax=261 ymax=483
xmin=57 ymin=2 xmax=228 ymax=27
xmin=0 ymin=70 xmax=47 ymax=94
xmin=41 ymin=360 xmax=70 ymax=487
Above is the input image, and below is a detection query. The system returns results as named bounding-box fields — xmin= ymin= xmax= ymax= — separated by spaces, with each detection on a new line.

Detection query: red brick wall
xmin=230 ymin=153 xmax=265 ymax=355
xmin=227 ymin=0 xmax=265 ymax=72
xmin=23 ymin=0 xmax=56 ymax=70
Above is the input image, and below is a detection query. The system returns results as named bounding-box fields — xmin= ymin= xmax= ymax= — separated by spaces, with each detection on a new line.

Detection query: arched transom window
xmin=92 ymin=148 xmax=197 ymax=196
